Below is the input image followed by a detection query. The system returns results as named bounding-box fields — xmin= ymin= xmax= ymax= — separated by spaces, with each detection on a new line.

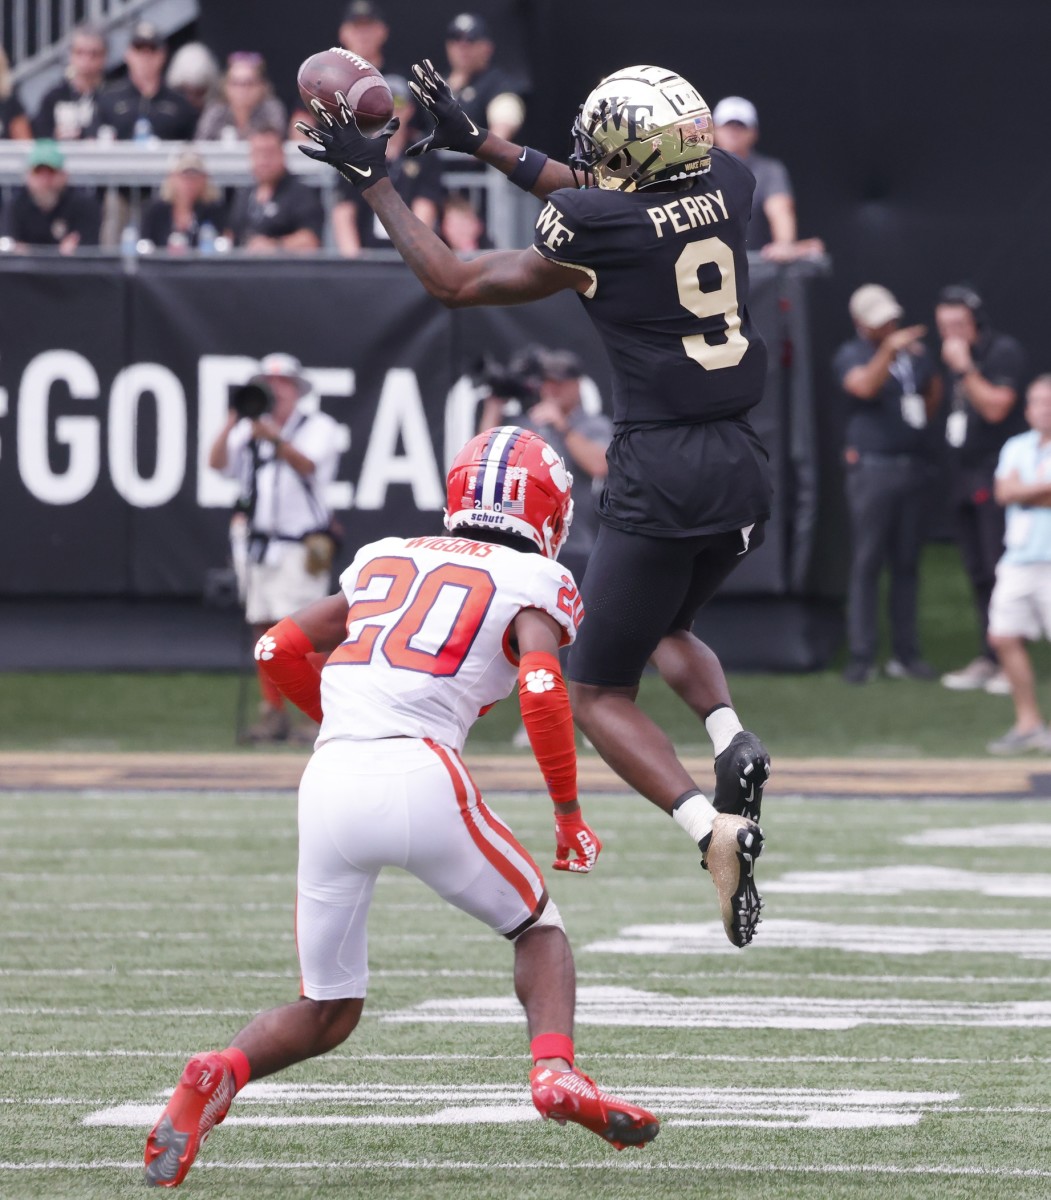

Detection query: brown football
xmin=296 ymin=47 xmax=394 ymax=135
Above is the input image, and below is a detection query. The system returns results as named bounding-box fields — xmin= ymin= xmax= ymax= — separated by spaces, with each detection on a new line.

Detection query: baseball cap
xmin=537 ymin=349 xmax=584 ymax=381
xmin=27 ymin=139 xmax=65 ymax=170
xmin=446 ymin=13 xmax=490 ymax=40
xmin=251 ymin=352 xmax=311 ymax=396
xmin=849 ymin=284 xmax=904 ymax=329
xmin=712 ymin=96 xmax=758 ymax=128
xmin=170 ymin=148 xmax=207 ymax=175
xmin=129 ymin=21 xmax=164 ymax=49
xmin=344 ymin=0 xmax=385 ymax=22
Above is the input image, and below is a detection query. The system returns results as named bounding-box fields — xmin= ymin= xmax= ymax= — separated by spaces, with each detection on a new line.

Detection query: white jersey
xmin=318 ymin=535 xmax=582 ymax=752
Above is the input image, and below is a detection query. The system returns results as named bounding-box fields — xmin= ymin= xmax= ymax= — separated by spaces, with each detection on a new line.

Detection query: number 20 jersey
xmin=532 ymin=147 xmax=768 ymax=427
xmin=317 ymin=535 xmax=581 ymax=753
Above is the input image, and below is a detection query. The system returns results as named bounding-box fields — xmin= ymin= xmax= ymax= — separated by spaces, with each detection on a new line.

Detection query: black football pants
xmin=567 ymin=520 xmax=765 ymax=688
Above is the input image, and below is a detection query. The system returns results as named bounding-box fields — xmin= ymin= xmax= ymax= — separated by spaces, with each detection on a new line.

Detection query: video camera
xmin=229 ymin=380 xmax=274 ymax=421
xmin=469 ymin=347 xmax=545 ymax=405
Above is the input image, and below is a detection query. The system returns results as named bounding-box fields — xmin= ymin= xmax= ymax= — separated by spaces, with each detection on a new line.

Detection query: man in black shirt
xmin=833 ymin=285 xmax=941 ymax=683
xmin=90 ymin=21 xmax=196 ymax=140
xmin=227 ymin=127 xmax=324 ymax=253
xmin=300 ymin=62 xmax=769 ymax=949
xmin=444 ymin=13 xmax=525 ymax=141
xmin=936 ymin=285 xmax=1029 ymax=694
xmin=0 ymin=139 xmax=99 ymax=251
xmin=32 ymin=24 xmax=107 ymax=140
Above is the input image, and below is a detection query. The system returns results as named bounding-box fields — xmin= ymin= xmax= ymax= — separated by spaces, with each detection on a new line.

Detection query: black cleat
xmin=713 ymin=730 xmax=770 ymax=823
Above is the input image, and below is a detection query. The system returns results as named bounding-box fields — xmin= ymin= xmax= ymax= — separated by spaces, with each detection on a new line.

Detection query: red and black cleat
xmin=530 ymin=1066 xmax=659 ymax=1150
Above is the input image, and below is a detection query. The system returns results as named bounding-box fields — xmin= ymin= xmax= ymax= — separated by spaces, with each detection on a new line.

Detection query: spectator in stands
xmin=712 ymin=95 xmax=824 ymax=263
xmin=166 ymin=42 xmax=221 ymax=116
xmin=90 ymin=21 xmax=197 ymax=140
xmin=196 ymin=52 xmax=286 ymax=142
xmin=286 ymin=2 xmax=400 ymax=143
xmin=0 ymin=139 xmax=99 ymax=252
xmin=986 ymin=376 xmax=1051 ymax=754
xmin=834 ymin=284 xmax=941 ymax=684
xmin=478 ymin=345 xmax=612 ymax=747
xmin=226 ymin=127 xmax=323 ymax=254
xmin=479 ymin=346 xmax=611 ymax=589
xmin=338 ymin=1 xmax=395 ymax=72
xmin=208 ymin=354 xmax=342 ymax=743
xmin=32 ymin=24 xmax=107 ymax=140
xmin=936 ymin=284 xmax=1029 ymax=696
xmin=141 ymin=149 xmax=226 ymax=251
xmin=331 ymin=75 xmax=443 ymax=256
xmin=441 ymin=192 xmax=491 ymax=253
xmin=0 ymin=46 xmax=32 ymax=139
xmin=444 ymin=13 xmax=526 ymax=141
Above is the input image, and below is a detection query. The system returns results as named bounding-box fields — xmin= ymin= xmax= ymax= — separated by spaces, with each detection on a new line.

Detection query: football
xmin=296 ymin=47 xmax=394 ymax=135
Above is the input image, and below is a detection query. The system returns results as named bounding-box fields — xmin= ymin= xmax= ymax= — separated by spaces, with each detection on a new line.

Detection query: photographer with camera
xmin=209 ymin=353 xmax=342 ymax=743
xmin=477 ymin=346 xmax=612 ymax=748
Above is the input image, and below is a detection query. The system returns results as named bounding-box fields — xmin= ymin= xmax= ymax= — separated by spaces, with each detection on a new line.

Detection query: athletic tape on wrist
xmin=508 ymin=146 xmax=548 ymax=192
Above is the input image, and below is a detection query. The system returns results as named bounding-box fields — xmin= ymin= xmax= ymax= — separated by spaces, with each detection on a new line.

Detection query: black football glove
xmin=405 ymin=59 xmax=486 ymax=157
xmin=295 ymin=96 xmax=398 ymax=191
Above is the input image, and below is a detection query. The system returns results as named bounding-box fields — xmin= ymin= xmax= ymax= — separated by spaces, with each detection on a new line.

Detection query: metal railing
xmin=6 ymin=0 xmax=200 ymax=114
xmin=6 ymin=0 xmax=144 ymax=70
xmin=0 ymin=139 xmax=541 ymax=252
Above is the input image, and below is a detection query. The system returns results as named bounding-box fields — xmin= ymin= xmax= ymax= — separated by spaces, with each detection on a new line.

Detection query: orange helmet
xmin=444 ymin=426 xmax=574 ymax=559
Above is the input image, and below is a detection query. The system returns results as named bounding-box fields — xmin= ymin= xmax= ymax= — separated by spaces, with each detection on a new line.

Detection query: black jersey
xmin=532 ymin=147 xmax=767 ymax=429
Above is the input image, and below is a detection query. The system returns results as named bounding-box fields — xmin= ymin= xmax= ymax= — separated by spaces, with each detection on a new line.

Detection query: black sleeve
xmin=982 ymin=337 xmax=1028 ymax=391
xmin=85 ymin=87 xmax=116 ymax=136
xmin=172 ymin=95 xmax=199 ymax=141
xmin=0 ymin=197 xmax=14 ymax=240
xmin=141 ymin=200 xmax=170 ymax=247
xmin=288 ymin=183 xmax=324 ymax=240
xmin=832 ymin=341 xmax=859 ymax=388
xmin=226 ymin=191 xmax=248 ymax=243
xmin=31 ymin=86 xmax=58 ymax=138
xmin=412 ymin=155 xmax=447 ymax=208
xmin=201 ymin=200 xmax=228 ymax=231
xmin=70 ymin=192 xmax=101 ymax=246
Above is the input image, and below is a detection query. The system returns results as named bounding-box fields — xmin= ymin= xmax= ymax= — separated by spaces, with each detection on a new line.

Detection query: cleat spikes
xmin=704 ymin=813 xmax=765 ymax=947
xmin=144 ymin=1052 xmax=235 ymax=1188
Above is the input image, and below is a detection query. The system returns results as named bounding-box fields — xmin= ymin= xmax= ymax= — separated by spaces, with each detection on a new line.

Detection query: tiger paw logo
xmin=254 ymin=634 xmax=277 ymax=662
xmin=524 ymin=668 xmax=555 ymax=694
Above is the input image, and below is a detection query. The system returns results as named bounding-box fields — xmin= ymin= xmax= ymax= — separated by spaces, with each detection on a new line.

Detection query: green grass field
xmin=3 ymin=782 xmax=1050 ymax=1199
xmin=2 ymin=545 xmax=1048 ymax=758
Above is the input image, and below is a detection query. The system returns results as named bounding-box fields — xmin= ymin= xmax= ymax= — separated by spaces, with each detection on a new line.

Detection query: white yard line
xmin=0 ymin=1160 xmax=1050 ymax=1179
xmin=4 ymin=1049 xmax=1051 ymax=1066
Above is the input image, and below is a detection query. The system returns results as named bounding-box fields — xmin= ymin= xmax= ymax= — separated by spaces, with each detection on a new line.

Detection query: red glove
xmin=553 ymin=808 xmax=602 ymax=874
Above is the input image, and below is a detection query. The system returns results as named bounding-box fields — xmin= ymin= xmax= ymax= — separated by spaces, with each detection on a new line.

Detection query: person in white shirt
xmin=209 ymin=353 xmax=341 ymax=742
xmin=144 ymin=427 xmax=669 ymax=1189
xmin=986 ymin=375 xmax=1051 ymax=754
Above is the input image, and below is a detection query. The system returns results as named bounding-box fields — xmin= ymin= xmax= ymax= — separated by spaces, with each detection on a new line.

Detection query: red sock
xmin=530 ymin=1033 xmax=574 ymax=1069
xmin=219 ymin=1046 xmax=251 ymax=1093
xmin=256 ymin=661 xmax=284 ymax=710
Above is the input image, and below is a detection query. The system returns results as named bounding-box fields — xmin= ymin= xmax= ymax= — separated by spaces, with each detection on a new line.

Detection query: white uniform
xmin=297 ymin=534 xmax=582 ymax=1001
